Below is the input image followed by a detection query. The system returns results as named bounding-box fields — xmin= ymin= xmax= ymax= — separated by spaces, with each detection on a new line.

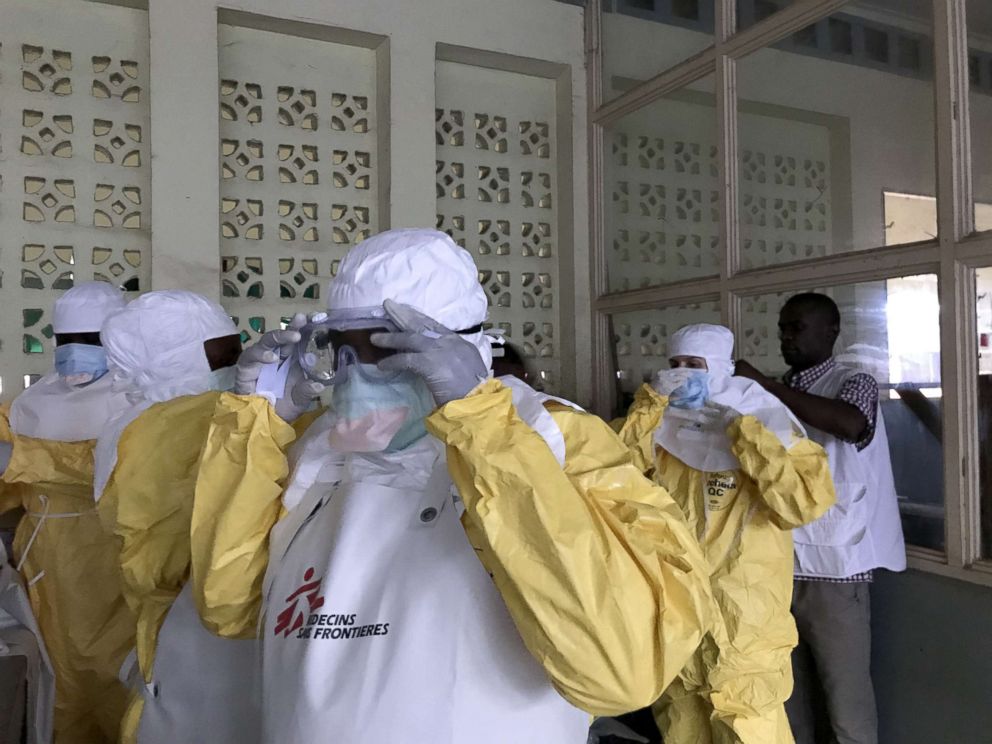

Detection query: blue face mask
xmin=54 ymin=343 xmax=109 ymax=386
xmin=328 ymin=364 xmax=434 ymax=453
xmin=205 ymin=365 xmax=238 ymax=393
xmin=667 ymin=369 xmax=711 ymax=410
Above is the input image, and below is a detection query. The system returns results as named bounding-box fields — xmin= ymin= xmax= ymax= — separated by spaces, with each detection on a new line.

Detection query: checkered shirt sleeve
xmin=837 ymin=373 xmax=879 ymax=451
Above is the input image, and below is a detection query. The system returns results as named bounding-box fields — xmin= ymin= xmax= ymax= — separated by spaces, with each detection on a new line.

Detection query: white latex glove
xmin=273 ymin=358 xmax=326 ymax=422
xmin=372 ymin=299 xmax=488 ymax=405
xmin=234 ymin=312 xmax=306 ymax=393
xmin=234 ymin=312 xmax=324 ymax=421
xmin=651 ymin=368 xmax=698 ymax=397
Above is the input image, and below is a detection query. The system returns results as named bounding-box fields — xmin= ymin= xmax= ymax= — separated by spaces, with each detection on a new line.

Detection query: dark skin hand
xmin=734 ymin=300 xmax=869 ymax=443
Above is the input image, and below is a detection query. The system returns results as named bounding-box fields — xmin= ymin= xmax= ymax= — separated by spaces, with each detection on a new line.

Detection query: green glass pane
xmin=41 ymin=324 xmax=54 ymax=339
xmin=23 ymin=335 xmax=43 ymax=353
xmin=303 ymin=284 xmax=318 ymax=299
xmin=247 ymin=282 xmax=263 ymax=299
xmin=22 ymin=309 xmax=43 ymax=328
xmin=239 ymin=330 xmax=250 ymax=344
xmin=249 ymin=317 xmax=265 ymax=333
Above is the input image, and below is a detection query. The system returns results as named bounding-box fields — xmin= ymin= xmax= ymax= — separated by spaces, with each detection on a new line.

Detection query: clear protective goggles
xmin=296 ymin=310 xmax=401 ymax=385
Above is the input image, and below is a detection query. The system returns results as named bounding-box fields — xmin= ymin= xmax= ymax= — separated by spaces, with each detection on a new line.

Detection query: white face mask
xmin=653 ymin=368 xmax=711 ymax=410
xmin=327 ymin=365 xmax=434 ymax=453
xmin=54 ymin=343 xmax=109 ymax=387
xmin=653 ymin=368 xmax=702 ymax=396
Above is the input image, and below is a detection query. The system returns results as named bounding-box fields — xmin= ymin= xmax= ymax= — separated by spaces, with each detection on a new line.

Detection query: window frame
xmin=587 ymin=0 xmax=992 ymax=585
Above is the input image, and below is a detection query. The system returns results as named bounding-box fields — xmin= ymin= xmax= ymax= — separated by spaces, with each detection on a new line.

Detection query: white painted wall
xmin=0 ymin=0 xmax=152 ymax=395
xmin=0 ymin=0 xmax=590 ymax=404
xmin=145 ymin=0 xmax=590 ymax=402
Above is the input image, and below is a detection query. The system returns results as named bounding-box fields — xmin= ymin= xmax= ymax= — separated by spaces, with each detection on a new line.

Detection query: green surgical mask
xmin=328 ymin=364 xmax=434 ymax=453
xmin=206 ymin=365 xmax=237 ymax=393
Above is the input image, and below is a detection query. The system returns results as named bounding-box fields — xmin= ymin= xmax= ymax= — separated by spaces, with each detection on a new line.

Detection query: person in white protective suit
xmin=0 ymin=281 xmax=132 ymax=744
xmin=10 ymin=280 xmax=129 ymax=435
xmin=232 ymin=228 xmax=715 ymax=744
xmin=92 ymin=290 xmax=259 ymax=744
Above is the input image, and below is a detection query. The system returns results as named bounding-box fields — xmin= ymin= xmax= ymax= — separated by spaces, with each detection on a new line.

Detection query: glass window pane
xmin=977 ymin=268 xmax=992 ymax=557
xmin=602 ymin=0 xmax=714 ymax=104
xmin=967 ymin=0 xmax=992 ymax=233
xmin=737 ymin=0 xmax=803 ymax=31
xmin=611 ymin=301 xmax=720 ymax=416
xmin=737 ymin=2 xmax=936 ymax=270
xmin=740 ymin=275 xmax=943 ymax=552
xmin=605 ymin=75 xmax=719 ymax=292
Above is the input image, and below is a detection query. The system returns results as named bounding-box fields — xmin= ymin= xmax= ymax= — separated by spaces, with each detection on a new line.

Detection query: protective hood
xmin=655 ymin=323 xmax=805 ymax=472
xmin=101 ymin=290 xmax=238 ymax=404
xmin=52 ymin=280 xmax=126 ymax=335
xmin=9 ymin=371 xmax=130 ymax=442
xmin=93 ymin=400 xmax=154 ymax=502
xmin=325 ymin=228 xmax=492 ymax=369
xmin=668 ymin=323 xmax=735 ymax=378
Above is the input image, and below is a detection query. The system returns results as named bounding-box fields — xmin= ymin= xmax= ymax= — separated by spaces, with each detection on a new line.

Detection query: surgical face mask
xmin=205 ymin=365 xmax=237 ymax=393
xmin=54 ymin=343 xmax=109 ymax=386
xmin=328 ymin=365 xmax=434 ymax=453
xmin=654 ymin=368 xmax=710 ymax=409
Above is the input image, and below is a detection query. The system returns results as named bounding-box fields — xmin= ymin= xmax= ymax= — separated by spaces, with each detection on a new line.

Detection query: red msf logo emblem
xmin=274 ymin=567 xmax=325 ymax=638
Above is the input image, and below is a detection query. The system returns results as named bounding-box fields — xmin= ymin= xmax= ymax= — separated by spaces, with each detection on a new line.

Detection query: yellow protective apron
xmin=3 ymin=431 xmax=134 ymax=744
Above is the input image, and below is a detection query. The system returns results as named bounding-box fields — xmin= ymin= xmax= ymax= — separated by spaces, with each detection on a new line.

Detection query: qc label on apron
xmin=705 ymin=471 xmax=737 ymax=512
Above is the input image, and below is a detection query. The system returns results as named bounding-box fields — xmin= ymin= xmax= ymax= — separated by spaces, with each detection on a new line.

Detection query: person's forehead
xmin=780 ymin=302 xmax=815 ymax=323
xmin=56 ymin=331 xmax=102 ymax=341
xmin=670 ymin=354 xmax=708 ymax=367
xmin=204 ymin=334 xmax=242 ymax=353
xmin=206 ymin=333 xmax=241 ymax=345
